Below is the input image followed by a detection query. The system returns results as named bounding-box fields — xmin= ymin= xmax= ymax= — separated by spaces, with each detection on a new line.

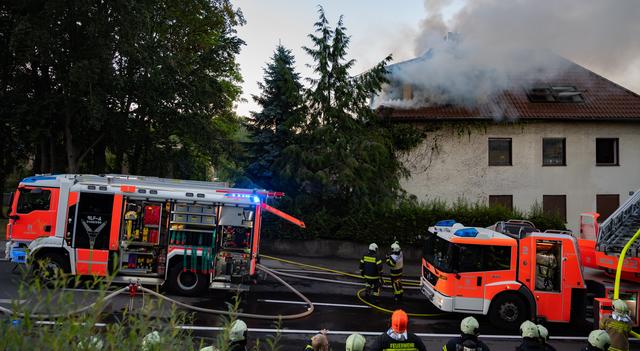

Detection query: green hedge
xmin=262 ymin=199 xmax=566 ymax=245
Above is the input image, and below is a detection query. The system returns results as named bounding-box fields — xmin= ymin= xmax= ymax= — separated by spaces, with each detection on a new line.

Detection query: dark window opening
xmin=423 ymin=235 xmax=512 ymax=273
xmin=543 ymin=138 xmax=566 ymax=166
xmin=527 ymin=85 xmax=584 ymax=103
xmin=489 ymin=138 xmax=512 ymax=166
xmin=73 ymin=192 xmax=114 ymax=250
xmin=543 ymin=195 xmax=567 ymax=222
xmin=489 ymin=195 xmax=513 ymax=211
xmin=17 ymin=188 xmax=51 ymax=214
xmin=596 ymin=138 xmax=619 ymax=166
xmin=596 ymin=194 xmax=620 ymax=222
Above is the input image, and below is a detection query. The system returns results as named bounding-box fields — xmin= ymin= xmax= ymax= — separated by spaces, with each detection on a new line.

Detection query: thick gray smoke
xmin=373 ymin=0 xmax=640 ymax=109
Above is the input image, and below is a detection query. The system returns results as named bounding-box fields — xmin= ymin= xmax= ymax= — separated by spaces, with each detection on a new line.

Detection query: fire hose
xmin=612 ymin=228 xmax=640 ymax=339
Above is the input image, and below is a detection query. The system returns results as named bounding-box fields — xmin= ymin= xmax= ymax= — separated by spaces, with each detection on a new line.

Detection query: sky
xmin=232 ymin=0 xmax=640 ymax=117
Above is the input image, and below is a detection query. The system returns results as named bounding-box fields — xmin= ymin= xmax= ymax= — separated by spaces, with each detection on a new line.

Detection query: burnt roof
xmin=380 ymin=57 xmax=640 ymax=122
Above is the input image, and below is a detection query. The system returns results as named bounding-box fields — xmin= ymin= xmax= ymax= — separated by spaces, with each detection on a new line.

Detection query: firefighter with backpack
xmin=360 ymin=243 xmax=383 ymax=301
xmin=386 ymin=241 xmax=404 ymax=303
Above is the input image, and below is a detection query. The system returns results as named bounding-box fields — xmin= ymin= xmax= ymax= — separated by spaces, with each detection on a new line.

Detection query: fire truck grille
xmin=423 ymin=268 xmax=438 ymax=286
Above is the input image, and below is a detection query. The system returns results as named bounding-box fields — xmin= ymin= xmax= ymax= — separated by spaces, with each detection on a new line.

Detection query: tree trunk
xmin=64 ymin=114 xmax=78 ymax=173
xmin=93 ymin=139 xmax=106 ymax=174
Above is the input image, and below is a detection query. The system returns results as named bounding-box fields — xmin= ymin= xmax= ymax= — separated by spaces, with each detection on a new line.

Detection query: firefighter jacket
xmin=360 ymin=251 xmax=383 ymax=279
xmin=535 ymin=252 xmax=558 ymax=291
xmin=541 ymin=342 xmax=557 ymax=351
xmin=515 ymin=338 xmax=546 ymax=351
xmin=442 ymin=334 xmax=490 ymax=351
xmin=228 ymin=341 xmax=248 ymax=351
xmin=600 ymin=315 xmax=632 ymax=351
xmin=386 ymin=251 xmax=404 ymax=277
xmin=370 ymin=329 xmax=428 ymax=351
xmin=580 ymin=346 xmax=605 ymax=351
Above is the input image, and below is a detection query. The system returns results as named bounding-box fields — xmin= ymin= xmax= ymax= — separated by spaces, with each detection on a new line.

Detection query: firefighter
xmin=370 ymin=309 xmax=427 ymax=351
xmin=516 ymin=321 xmax=545 ymax=351
xmin=582 ymin=330 xmax=611 ymax=351
xmin=536 ymin=324 xmax=557 ymax=351
xmin=386 ymin=241 xmax=404 ymax=303
xmin=535 ymin=248 xmax=558 ymax=291
xmin=599 ymin=299 xmax=632 ymax=351
xmin=360 ymin=243 xmax=383 ymax=301
xmin=345 ymin=333 xmax=366 ymax=351
xmin=442 ymin=316 xmax=490 ymax=351
xmin=141 ymin=331 xmax=161 ymax=351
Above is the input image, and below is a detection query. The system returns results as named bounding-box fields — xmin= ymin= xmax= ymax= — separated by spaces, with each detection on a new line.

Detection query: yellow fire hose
xmin=612 ymin=228 xmax=640 ymax=339
xmin=262 ymin=254 xmax=442 ymax=317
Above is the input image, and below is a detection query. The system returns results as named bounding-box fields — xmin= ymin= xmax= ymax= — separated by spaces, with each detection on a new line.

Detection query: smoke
xmin=374 ymin=0 xmax=640 ymax=109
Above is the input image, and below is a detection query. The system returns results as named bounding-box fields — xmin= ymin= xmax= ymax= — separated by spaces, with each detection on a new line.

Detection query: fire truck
xmin=420 ymin=217 xmax=640 ymax=329
xmin=5 ymin=174 xmax=305 ymax=296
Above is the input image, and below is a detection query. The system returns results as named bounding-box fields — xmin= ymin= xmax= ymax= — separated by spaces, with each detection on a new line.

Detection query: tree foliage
xmin=0 ymin=0 xmax=245 ymax=183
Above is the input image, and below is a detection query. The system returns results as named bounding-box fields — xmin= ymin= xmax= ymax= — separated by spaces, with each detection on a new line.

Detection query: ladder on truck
xmin=597 ymin=189 xmax=640 ymax=257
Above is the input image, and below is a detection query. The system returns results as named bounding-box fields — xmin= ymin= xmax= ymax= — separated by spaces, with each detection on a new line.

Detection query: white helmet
xmin=369 ymin=243 xmax=378 ymax=252
xmin=142 ymin=331 xmax=161 ymax=351
xmin=588 ymin=329 xmax=610 ymax=349
xmin=536 ymin=324 xmax=549 ymax=342
xmin=390 ymin=242 xmax=401 ymax=253
xmin=460 ymin=316 xmax=479 ymax=335
xmin=520 ymin=321 xmax=539 ymax=339
xmin=345 ymin=333 xmax=366 ymax=351
xmin=229 ymin=319 xmax=248 ymax=342
xmin=613 ymin=299 xmax=629 ymax=314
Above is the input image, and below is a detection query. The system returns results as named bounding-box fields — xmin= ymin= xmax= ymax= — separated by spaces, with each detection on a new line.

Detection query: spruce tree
xmin=246 ymin=45 xmax=305 ymax=190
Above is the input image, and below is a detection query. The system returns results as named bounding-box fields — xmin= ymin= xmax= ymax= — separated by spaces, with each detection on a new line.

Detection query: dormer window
xmin=527 ymin=85 xmax=584 ymax=103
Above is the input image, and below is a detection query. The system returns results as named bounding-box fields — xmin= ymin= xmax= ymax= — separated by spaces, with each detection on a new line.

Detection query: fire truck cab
xmin=6 ymin=174 xmax=304 ymax=296
xmin=421 ymin=220 xmax=586 ymax=329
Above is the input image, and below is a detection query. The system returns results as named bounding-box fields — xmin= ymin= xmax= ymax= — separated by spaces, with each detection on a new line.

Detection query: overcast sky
xmin=232 ymin=0 xmax=640 ymax=117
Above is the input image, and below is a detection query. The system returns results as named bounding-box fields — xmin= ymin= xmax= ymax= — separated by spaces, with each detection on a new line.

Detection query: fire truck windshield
xmin=423 ymin=234 xmax=455 ymax=273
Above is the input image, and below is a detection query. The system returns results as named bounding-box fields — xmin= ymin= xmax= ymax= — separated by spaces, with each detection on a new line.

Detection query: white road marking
xmin=0 ymin=298 xmax=26 ymax=304
xmin=258 ymin=298 xmax=369 ymax=309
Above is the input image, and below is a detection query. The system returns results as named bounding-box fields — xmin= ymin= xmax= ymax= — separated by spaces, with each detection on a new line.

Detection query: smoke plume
xmin=374 ymin=0 xmax=640 ymax=109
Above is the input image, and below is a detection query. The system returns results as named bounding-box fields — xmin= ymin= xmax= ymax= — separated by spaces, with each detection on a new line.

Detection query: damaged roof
xmin=380 ymin=57 xmax=640 ymax=121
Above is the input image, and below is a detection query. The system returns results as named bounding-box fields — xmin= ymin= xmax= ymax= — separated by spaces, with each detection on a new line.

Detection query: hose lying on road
xmin=0 ymin=287 xmax=130 ymax=319
xmin=135 ymin=264 xmax=313 ymax=320
xmin=271 ymin=268 xmax=419 ymax=290
xmin=0 ymin=264 xmax=313 ymax=321
xmin=355 ymin=288 xmax=443 ymax=317
xmin=262 ymin=254 xmax=420 ymax=286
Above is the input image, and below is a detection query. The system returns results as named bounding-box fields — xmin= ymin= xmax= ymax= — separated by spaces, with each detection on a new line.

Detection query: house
xmin=376 ymin=51 xmax=640 ymax=232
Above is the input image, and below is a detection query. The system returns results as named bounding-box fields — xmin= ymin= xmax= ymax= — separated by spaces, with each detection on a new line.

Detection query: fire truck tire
xmin=167 ymin=262 xmax=208 ymax=297
xmin=488 ymin=293 xmax=528 ymax=330
xmin=32 ymin=252 xmax=70 ymax=284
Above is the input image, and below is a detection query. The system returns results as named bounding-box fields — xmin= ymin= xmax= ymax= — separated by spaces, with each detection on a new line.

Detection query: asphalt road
xmin=0 ymin=257 xmax=637 ymax=351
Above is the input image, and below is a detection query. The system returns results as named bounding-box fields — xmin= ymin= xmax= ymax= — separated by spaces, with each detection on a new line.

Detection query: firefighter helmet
xmin=537 ymin=324 xmax=549 ymax=342
xmin=369 ymin=243 xmax=378 ymax=252
xmin=229 ymin=319 xmax=248 ymax=342
xmin=142 ymin=331 xmax=161 ymax=351
xmin=391 ymin=309 xmax=408 ymax=333
xmin=345 ymin=333 xmax=366 ymax=351
xmin=613 ymin=299 xmax=629 ymax=314
xmin=519 ymin=321 xmax=539 ymax=338
xmin=460 ymin=316 xmax=479 ymax=335
xmin=391 ymin=242 xmax=401 ymax=253
xmin=587 ymin=329 xmax=610 ymax=349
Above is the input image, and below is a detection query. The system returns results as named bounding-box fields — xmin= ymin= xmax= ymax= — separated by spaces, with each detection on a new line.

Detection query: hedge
xmin=262 ymin=198 xmax=567 ymax=246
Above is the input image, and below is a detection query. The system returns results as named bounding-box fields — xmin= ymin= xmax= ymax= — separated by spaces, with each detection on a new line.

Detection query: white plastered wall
xmin=400 ymin=121 xmax=640 ymax=232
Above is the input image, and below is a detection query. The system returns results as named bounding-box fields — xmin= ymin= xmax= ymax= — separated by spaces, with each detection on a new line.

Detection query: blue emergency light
xmin=435 ymin=219 xmax=457 ymax=227
xmin=454 ymin=228 xmax=479 ymax=237
xmin=224 ymin=193 xmax=261 ymax=204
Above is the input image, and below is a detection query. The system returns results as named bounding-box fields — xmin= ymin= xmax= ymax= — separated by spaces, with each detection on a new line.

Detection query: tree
xmin=245 ymin=45 xmax=305 ymax=190
xmin=1 ymin=0 xmax=245 ymax=181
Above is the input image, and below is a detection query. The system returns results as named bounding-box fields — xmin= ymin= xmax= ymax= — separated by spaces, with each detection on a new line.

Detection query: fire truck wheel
xmin=167 ymin=262 xmax=208 ymax=296
xmin=489 ymin=293 xmax=528 ymax=330
xmin=33 ymin=252 xmax=69 ymax=285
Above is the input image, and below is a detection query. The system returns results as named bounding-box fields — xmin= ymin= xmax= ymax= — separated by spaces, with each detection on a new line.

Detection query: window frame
xmin=596 ymin=138 xmax=619 ymax=166
xmin=542 ymin=138 xmax=566 ymax=166
xmin=596 ymin=194 xmax=620 ymax=222
xmin=16 ymin=188 xmax=52 ymax=214
xmin=489 ymin=195 xmax=513 ymax=211
xmin=542 ymin=195 xmax=567 ymax=223
xmin=488 ymin=138 xmax=513 ymax=166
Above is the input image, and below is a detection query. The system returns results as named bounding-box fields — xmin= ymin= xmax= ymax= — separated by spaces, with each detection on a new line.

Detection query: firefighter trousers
xmin=391 ymin=276 xmax=403 ymax=300
xmin=364 ymin=278 xmax=381 ymax=297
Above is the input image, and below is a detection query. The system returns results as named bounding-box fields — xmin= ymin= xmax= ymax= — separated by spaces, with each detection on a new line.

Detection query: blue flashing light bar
xmin=224 ymin=193 xmax=261 ymax=204
xmin=454 ymin=228 xmax=479 ymax=237
xmin=435 ymin=219 xmax=457 ymax=227
xmin=21 ymin=176 xmax=57 ymax=183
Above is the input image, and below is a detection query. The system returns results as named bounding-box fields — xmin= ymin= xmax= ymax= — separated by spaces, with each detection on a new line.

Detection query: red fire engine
xmin=421 ymin=218 xmax=640 ymax=329
xmin=5 ymin=174 xmax=304 ymax=296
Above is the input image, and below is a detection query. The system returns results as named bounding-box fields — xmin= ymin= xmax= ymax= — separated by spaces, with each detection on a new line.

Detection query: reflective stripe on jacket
xmin=387 ymin=252 xmax=404 ymax=277
xmin=600 ymin=316 xmax=631 ymax=351
xmin=360 ymin=251 xmax=382 ymax=279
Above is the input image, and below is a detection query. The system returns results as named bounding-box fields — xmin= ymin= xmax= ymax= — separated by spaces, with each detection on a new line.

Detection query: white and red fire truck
xmin=5 ymin=174 xmax=304 ymax=296
xmin=421 ymin=217 xmax=640 ymax=329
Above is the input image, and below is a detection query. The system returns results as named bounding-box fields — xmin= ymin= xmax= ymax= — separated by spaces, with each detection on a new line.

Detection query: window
xmin=596 ymin=138 xmax=619 ymax=166
xmin=535 ymin=240 xmax=562 ymax=292
xmin=527 ymin=85 xmax=584 ymax=103
xmin=543 ymin=195 xmax=567 ymax=222
xmin=489 ymin=195 xmax=513 ymax=211
xmin=596 ymin=194 xmax=620 ymax=222
xmin=488 ymin=138 xmax=512 ymax=166
xmin=543 ymin=138 xmax=566 ymax=166
xmin=457 ymin=244 xmax=512 ymax=272
xmin=484 ymin=246 xmax=512 ymax=271
xmin=458 ymin=244 xmax=484 ymax=272
xmin=17 ymin=188 xmax=51 ymax=214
